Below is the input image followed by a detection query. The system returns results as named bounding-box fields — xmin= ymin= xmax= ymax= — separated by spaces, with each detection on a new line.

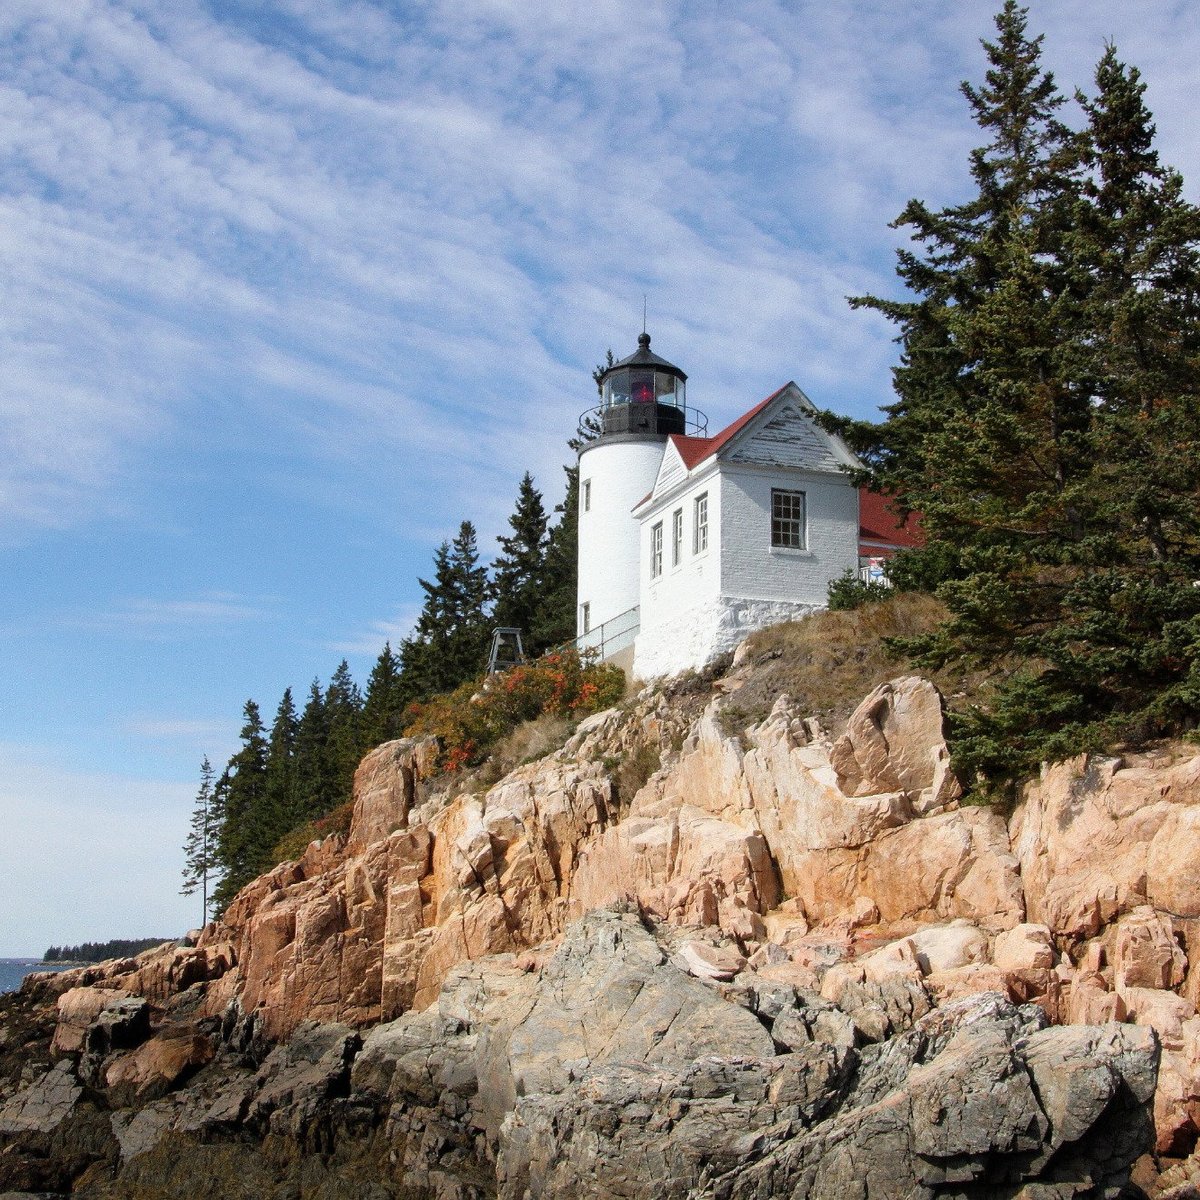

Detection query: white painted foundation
xmin=634 ymin=595 xmax=820 ymax=680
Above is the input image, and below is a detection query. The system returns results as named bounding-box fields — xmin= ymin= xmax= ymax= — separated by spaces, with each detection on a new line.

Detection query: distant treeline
xmin=43 ymin=938 xmax=170 ymax=963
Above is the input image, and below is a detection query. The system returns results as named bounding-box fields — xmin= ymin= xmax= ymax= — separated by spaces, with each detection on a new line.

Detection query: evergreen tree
xmin=534 ymin=405 xmax=603 ymax=651
xmin=293 ymin=679 xmax=333 ymax=822
xmin=361 ymin=642 xmax=409 ymax=750
xmin=534 ymin=464 xmax=580 ymax=651
xmin=325 ymin=660 xmax=364 ymax=804
xmin=492 ymin=473 xmax=550 ymax=649
xmin=263 ymin=688 xmax=299 ymax=834
xmin=847 ymin=4 xmax=1200 ymax=782
xmin=180 ymin=756 xmax=218 ymax=925
xmin=213 ymin=700 xmax=270 ymax=908
xmin=402 ymin=522 xmax=491 ymax=695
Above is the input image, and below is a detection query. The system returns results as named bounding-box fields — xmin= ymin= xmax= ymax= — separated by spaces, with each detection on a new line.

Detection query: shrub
xmin=403 ymin=650 xmax=624 ymax=773
xmin=827 ymin=568 xmax=893 ymax=611
xmin=271 ymin=801 xmax=354 ymax=864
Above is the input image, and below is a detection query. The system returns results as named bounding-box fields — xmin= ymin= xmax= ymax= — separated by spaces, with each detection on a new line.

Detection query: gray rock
xmin=0 ymin=1062 xmax=80 ymax=1136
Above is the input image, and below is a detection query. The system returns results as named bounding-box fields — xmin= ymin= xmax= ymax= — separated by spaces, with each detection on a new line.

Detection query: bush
xmin=827 ymin=568 xmax=893 ymax=611
xmin=403 ymin=650 xmax=625 ymax=773
xmin=271 ymin=801 xmax=354 ymax=864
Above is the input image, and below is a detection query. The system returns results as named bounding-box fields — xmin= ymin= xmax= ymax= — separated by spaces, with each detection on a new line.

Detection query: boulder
xmin=994 ymin=923 xmax=1055 ymax=972
xmin=829 ymin=675 xmax=962 ymax=814
xmin=1112 ymin=906 xmax=1187 ymax=991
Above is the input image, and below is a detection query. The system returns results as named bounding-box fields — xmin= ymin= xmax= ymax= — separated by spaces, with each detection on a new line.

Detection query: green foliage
xmin=212 ymin=701 xmax=270 ymax=909
xmin=847 ymin=3 xmax=1200 ymax=785
xmin=43 ymin=938 xmax=170 ymax=964
xmin=492 ymin=473 xmax=551 ymax=648
xmin=361 ymin=642 xmax=410 ymax=750
xmin=401 ymin=522 xmax=492 ymax=698
xmin=826 ymin=569 xmax=892 ymax=611
xmin=180 ymin=755 xmax=218 ymax=925
xmin=402 ymin=650 xmax=625 ymax=773
xmin=270 ymin=801 xmax=354 ymax=865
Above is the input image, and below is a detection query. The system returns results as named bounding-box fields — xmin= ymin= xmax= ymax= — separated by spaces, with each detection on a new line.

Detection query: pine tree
xmin=534 ymin=463 xmax=580 ymax=651
xmin=293 ymin=679 xmax=333 ymax=822
xmin=847 ymin=5 xmax=1200 ymax=782
xmin=402 ymin=522 xmax=492 ymax=696
xmin=180 ymin=756 xmax=218 ymax=925
xmin=361 ymin=642 xmax=409 ymax=750
xmin=325 ymin=660 xmax=364 ymax=804
xmin=492 ymin=473 xmax=550 ymax=649
xmin=263 ymin=688 xmax=300 ymax=835
xmin=534 ymin=405 xmax=603 ymax=651
xmin=213 ymin=700 xmax=270 ymax=908
xmin=952 ymin=46 xmax=1200 ymax=773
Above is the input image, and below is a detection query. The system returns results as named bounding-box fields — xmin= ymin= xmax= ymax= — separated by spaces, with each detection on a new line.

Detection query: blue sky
xmin=2 ymin=0 xmax=1198 ymax=955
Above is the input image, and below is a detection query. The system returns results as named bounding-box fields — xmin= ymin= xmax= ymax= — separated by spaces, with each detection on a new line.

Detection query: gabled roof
xmin=859 ymin=490 xmax=924 ymax=550
xmin=667 ymin=386 xmax=788 ymax=470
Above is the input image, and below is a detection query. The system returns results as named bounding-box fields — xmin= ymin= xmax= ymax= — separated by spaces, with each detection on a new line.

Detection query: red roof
xmin=668 ymin=385 xmax=788 ymax=469
xmin=858 ymin=490 xmax=924 ymax=550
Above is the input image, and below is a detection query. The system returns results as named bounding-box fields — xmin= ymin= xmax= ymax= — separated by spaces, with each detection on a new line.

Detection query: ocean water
xmin=0 ymin=958 xmax=74 ymax=995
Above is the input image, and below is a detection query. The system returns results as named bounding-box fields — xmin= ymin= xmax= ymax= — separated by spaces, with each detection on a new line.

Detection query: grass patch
xmin=728 ymin=592 xmax=953 ymax=733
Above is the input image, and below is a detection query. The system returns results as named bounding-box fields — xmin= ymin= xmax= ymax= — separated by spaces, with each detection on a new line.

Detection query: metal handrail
xmin=576 ymin=404 xmax=709 ymax=437
xmin=574 ymin=605 xmax=640 ymax=662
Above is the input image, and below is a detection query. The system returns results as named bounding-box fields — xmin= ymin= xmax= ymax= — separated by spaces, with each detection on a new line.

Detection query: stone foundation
xmin=633 ymin=595 xmax=819 ymax=679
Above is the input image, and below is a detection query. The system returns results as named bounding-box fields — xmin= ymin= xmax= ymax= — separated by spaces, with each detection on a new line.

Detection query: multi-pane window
xmin=671 ymin=508 xmax=683 ymax=567
xmin=771 ymin=489 xmax=806 ymax=548
xmin=583 ymin=479 xmax=591 ymax=512
xmin=693 ymin=493 xmax=708 ymax=554
xmin=650 ymin=521 xmax=663 ymax=578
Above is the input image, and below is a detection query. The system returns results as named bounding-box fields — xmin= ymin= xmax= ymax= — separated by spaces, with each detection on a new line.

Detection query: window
xmin=771 ymin=489 xmax=806 ymax=548
xmin=671 ymin=508 xmax=683 ymax=567
xmin=583 ymin=479 xmax=591 ymax=512
xmin=579 ymin=602 xmax=590 ymax=634
xmin=693 ymin=493 xmax=708 ymax=554
xmin=650 ymin=522 xmax=663 ymax=578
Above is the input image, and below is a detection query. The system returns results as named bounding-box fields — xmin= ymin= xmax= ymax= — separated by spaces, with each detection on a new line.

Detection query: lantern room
xmin=593 ymin=333 xmax=694 ymax=438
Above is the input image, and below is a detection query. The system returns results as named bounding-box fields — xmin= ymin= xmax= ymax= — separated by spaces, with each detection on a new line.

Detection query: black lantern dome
xmin=590 ymin=333 xmax=704 ymax=439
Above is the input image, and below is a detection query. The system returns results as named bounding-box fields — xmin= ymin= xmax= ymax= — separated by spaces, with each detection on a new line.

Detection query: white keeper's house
xmin=576 ymin=332 xmax=920 ymax=679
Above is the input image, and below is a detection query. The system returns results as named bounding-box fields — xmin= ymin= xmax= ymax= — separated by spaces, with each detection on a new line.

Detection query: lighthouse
xmin=576 ymin=333 xmax=705 ymax=660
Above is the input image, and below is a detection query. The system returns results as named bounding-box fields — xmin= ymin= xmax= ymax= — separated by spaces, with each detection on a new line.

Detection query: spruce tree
xmin=293 ymin=680 xmax=333 ymax=822
xmin=848 ymin=5 xmax=1200 ymax=782
xmin=213 ymin=700 xmax=270 ymax=908
xmin=402 ymin=522 xmax=492 ymax=696
xmin=325 ymin=660 xmax=364 ymax=804
xmin=361 ymin=642 xmax=409 ymax=750
xmin=263 ymin=688 xmax=299 ymax=835
xmin=180 ymin=756 xmax=218 ymax=926
xmin=535 ymin=464 xmax=580 ymax=651
xmin=492 ymin=473 xmax=550 ymax=649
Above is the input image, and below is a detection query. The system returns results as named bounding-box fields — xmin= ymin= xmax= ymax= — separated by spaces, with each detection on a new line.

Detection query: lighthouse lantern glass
xmin=601 ymin=367 xmax=684 ymax=410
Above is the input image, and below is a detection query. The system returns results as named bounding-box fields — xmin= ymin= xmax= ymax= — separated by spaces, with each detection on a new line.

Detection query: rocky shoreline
xmin=4 ymin=656 xmax=1200 ymax=1196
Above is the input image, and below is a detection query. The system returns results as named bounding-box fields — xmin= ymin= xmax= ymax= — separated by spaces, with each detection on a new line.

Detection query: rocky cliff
xmin=4 ymin=650 xmax=1200 ymax=1197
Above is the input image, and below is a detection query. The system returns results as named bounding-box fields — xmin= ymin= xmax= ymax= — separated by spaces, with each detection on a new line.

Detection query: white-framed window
xmin=579 ymin=602 xmax=590 ymax=634
xmin=771 ymin=488 xmax=806 ymax=548
xmin=693 ymin=493 xmax=708 ymax=554
xmin=671 ymin=508 xmax=683 ymax=567
xmin=583 ymin=479 xmax=591 ymax=512
xmin=650 ymin=521 xmax=663 ymax=578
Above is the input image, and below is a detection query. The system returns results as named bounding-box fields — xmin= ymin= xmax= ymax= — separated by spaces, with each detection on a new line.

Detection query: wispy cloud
xmin=4 ymin=0 xmax=1196 ymax=547
xmin=63 ymin=591 xmax=274 ymax=636
xmin=326 ymin=603 xmax=423 ymax=657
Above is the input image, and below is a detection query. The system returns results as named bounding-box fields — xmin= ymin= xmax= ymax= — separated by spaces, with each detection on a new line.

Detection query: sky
xmin=1 ymin=0 xmax=1198 ymax=956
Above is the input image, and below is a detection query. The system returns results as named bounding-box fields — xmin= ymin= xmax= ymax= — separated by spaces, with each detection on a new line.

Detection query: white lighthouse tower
xmin=576 ymin=333 xmax=704 ymax=663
